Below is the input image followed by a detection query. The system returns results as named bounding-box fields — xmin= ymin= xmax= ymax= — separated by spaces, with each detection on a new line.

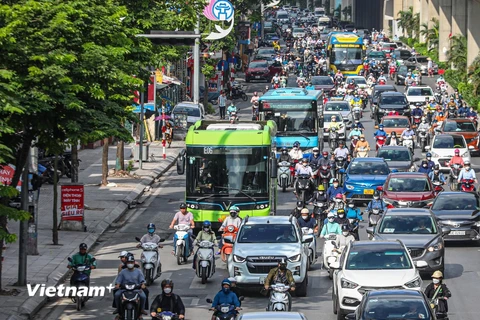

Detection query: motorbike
xmin=322 ymin=234 xmax=339 ymax=279
xmin=295 ymin=173 xmax=315 ymax=204
xmin=334 ymin=157 xmax=346 ymax=181
xmin=432 ymin=181 xmax=444 ymax=193
xmin=367 ymin=208 xmax=384 ymax=228
xmin=229 ymin=111 xmax=238 ymax=123
xmin=153 ymin=311 xmax=179 ymax=320
xmin=38 ymin=159 xmax=61 ymax=184
xmin=289 ymin=159 xmax=299 ymax=186
xmin=402 ymin=135 xmax=414 ymax=154
xmin=352 ymin=104 xmax=362 ymax=120
xmin=277 ymin=161 xmax=291 ymax=192
xmin=273 ymin=80 xmax=280 ymax=89
xmin=356 ymin=146 xmax=369 ymax=158
xmin=206 ymin=299 xmax=241 ymax=320
xmin=318 ymin=164 xmax=331 ymax=191
xmin=349 ymin=218 xmax=360 ymax=240
xmin=135 ymin=237 xmax=165 ymax=286
xmin=430 ymin=297 xmax=449 ymax=320
xmin=221 ymin=225 xmax=238 ymax=263
xmin=173 ymin=224 xmax=192 ymax=265
xmin=266 ymin=284 xmax=292 ymax=311
xmin=460 ymin=179 xmax=476 ymax=192
xmin=447 ymin=163 xmax=462 ymax=191
xmin=195 ymin=240 xmax=216 ymax=284
xmin=417 ymin=129 xmax=429 ymax=152
xmin=349 ymin=136 xmax=359 ymax=155
xmin=447 ymin=106 xmax=457 ymax=118
xmin=119 ymin=283 xmax=143 ymax=320
xmin=301 ymin=227 xmax=317 ymax=269
xmin=412 ymin=115 xmax=422 ymax=126
xmin=67 ymin=257 xmax=95 ymax=311
xmin=375 ymin=135 xmax=386 ymax=150
xmin=229 ymin=86 xmax=248 ymax=101
xmin=328 ymin=127 xmax=339 ymax=150
xmin=313 ymin=201 xmax=327 ymax=235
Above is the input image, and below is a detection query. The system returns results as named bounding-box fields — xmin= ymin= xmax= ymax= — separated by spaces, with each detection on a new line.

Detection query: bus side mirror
xmin=271 ymin=158 xmax=278 ymax=178
xmin=177 ymin=149 xmax=186 ymax=175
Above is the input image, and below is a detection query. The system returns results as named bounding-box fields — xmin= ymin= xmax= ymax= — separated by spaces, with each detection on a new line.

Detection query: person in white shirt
xmin=289 ymin=141 xmax=303 ymax=161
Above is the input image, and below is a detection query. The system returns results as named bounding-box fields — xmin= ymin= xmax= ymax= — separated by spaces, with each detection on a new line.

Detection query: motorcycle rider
xmin=298 ymin=208 xmax=319 ymax=234
xmin=250 ymin=92 xmax=259 ymax=104
xmin=308 ymin=147 xmax=322 ymax=168
xmin=418 ymin=160 xmax=432 ymax=174
xmin=417 ymin=117 xmax=431 ymax=134
xmin=411 ymin=103 xmax=424 ymax=121
xmin=264 ymin=260 xmax=295 ymax=292
xmin=328 ymin=115 xmax=342 ymax=132
xmin=424 ymin=271 xmax=451 ymax=315
xmin=320 ymin=212 xmax=342 ymax=237
xmin=348 ymin=124 xmax=363 ymax=139
xmin=334 ymin=225 xmax=356 ymax=253
xmin=68 ymin=243 xmax=96 ymax=287
xmin=318 ymin=151 xmax=336 ymax=179
xmin=354 ymin=119 xmax=365 ymax=131
xmin=401 ymin=125 xmax=416 ymax=150
xmin=346 ymin=79 xmax=356 ymax=91
xmin=333 ymin=141 xmax=349 ymax=159
xmin=457 ymin=160 xmax=478 ymax=188
xmin=289 ymin=141 xmax=304 ymax=163
xmin=226 ymin=102 xmax=238 ymax=119
xmin=346 ymin=201 xmax=363 ymax=240
xmin=295 ymin=158 xmax=314 ymax=178
xmin=218 ymin=206 xmax=242 ymax=254
xmin=333 ymin=208 xmax=351 ymax=229
xmin=169 ymin=203 xmax=195 ymax=254
xmin=374 ymin=124 xmax=387 ymax=139
xmin=136 ymin=223 xmax=163 ymax=274
xmin=426 ymin=152 xmax=435 ymax=170
xmin=210 ymin=279 xmax=241 ymax=314
xmin=429 ymin=164 xmax=447 ymax=185
xmin=150 ymin=279 xmax=186 ymax=319
xmin=290 ymin=201 xmax=305 ymax=219
xmin=326 ymin=178 xmax=346 ymax=201
xmin=192 ymin=220 xmax=217 ymax=269
xmin=434 ymin=111 xmax=446 ymax=124
xmin=305 ymin=82 xmax=315 ymax=90
xmin=278 ymin=146 xmax=293 ymax=163
xmin=366 ymin=191 xmax=386 ymax=212
xmin=354 ymin=134 xmax=370 ymax=155
xmin=386 ymin=131 xmax=401 ymax=146
xmin=448 ymin=149 xmax=465 ymax=167
xmin=227 ymin=277 xmax=241 ymax=306
xmin=114 ymin=254 xmax=147 ymax=316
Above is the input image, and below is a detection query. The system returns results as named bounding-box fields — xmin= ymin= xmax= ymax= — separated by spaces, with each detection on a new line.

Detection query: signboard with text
xmin=61 ymin=184 xmax=84 ymax=222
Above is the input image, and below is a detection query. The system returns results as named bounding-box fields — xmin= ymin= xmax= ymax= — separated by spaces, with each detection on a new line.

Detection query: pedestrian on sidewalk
xmin=218 ymin=91 xmax=227 ymax=119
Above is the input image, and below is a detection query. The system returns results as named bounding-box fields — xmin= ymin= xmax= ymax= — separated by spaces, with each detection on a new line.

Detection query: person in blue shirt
xmin=367 ymin=191 xmax=386 ymax=211
xmin=418 ymin=160 xmax=432 ymax=174
xmin=466 ymin=107 xmax=477 ymax=118
xmin=308 ymin=147 xmax=322 ymax=168
xmin=426 ymin=153 xmax=435 ymax=170
xmin=354 ymin=120 xmax=365 ymax=131
xmin=428 ymin=164 xmax=447 ymax=185
xmin=374 ymin=124 xmax=387 ymax=138
xmin=457 ymin=103 xmax=468 ymax=117
xmin=369 ymin=59 xmax=377 ymax=68
xmin=305 ymin=82 xmax=315 ymax=90
xmin=211 ymin=279 xmax=240 ymax=313
xmin=346 ymin=201 xmax=363 ymax=240
xmin=327 ymin=178 xmax=345 ymax=201
xmin=411 ymin=104 xmax=424 ymax=118
xmin=348 ymin=124 xmax=363 ymax=138
xmin=227 ymin=103 xmax=238 ymax=117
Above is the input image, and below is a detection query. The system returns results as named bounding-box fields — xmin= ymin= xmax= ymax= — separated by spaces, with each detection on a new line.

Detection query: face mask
xmin=148 ymin=228 xmax=155 ymax=234
xmin=427 ymin=157 xmax=431 ymax=160
xmin=302 ymin=215 xmax=309 ymax=220
xmin=127 ymin=263 xmax=134 ymax=269
xmin=203 ymin=227 xmax=210 ymax=232
xmin=338 ymin=213 xmax=345 ymax=218
xmin=434 ymin=170 xmax=439 ymax=173
xmin=163 ymin=287 xmax=172 ymax=294
xmin=360 ymin=138 xmax=365 ymax=141
xmin=293 ymin=147 xmax=298 ymax=150
xmin=279 ymin=265 xmax=286 ymax=271
xmin=230 ymin=212 xmax=237 ymax=218
xmin=466 ymin=166 xmax=471 ymax=170
xmin=342 ymin=232 xmax=349 ymax=236
xmin=303 ymin=163 xmax=307 ymax=167
xmin=373 ymin=196 xmax=379 ymax=200
xmin=313 ymin=152 xmax=319 ymax=155
xmin=333 ymin=183 xmax=339 ymax=188
xmin=323 ymin=155 xmax=328 ymax=159
xmin=222 ymin=288 xmax=230 ymax=294
xmin=432 ymin=278 xmax=440 ymax=284
xmin=423 ymin=164 xmax=427 ymax=168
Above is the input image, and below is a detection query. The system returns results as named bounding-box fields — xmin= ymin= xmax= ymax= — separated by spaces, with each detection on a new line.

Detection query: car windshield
xmin=324 ymin=113 xmax=343 ymax=122
xmin=325 ymin=103 xmax=349 ymax=111
xmin=277 ymin=14 xmax=288 ymax=19
xmin=249 ymin=61 xmax=268 ymax=68
xmin=346 ymin=247 xmax=412 ymax=270
xmin=431 ymin=193 xmax=480 ymax=210
xmin=407 ymin=88 xmax=434 ymax=96
xmin=398 ymin=65 xmax=408 ymax=73
xmin=363 ymin=297 xmax=429 ymax=319
xmin=417 ymin=57 xmax=428 ymax=63
xmin=293 ymin=28 xmax=304 ymax=32
xmin=312 ymin=77 xmax=334 ymax=85
xmin=444 ymin=121 xmax=476 ymax=132
xmin=237 ymin=224 xmax=298 ymax=243
xmin=174 ymin=106 xmax=200 ymax=117
xmin=368 ymin=51 xmax=386 ymax=58
xmin=432 ymin=135 xmax=466 ymax=148
xmin=265 ymin=34 xmax=276 ymax=40
xmin=348 ymin=161 xmax=389 ymax=175
xmin=379 ymin=215 xmax=437 ymax=234
xmin=394 ymin=50 xmax=411 ymax=59
xmin=377 ymin=149 xmax=411 ymax=161
xmin=258 ymin=49 xmax=276 ymax=55
xmin=387 ymin=177 xmax=431 ymax=192
xmin=381 ymin=118 xmax=410 ymax=128
xmin=380 ymin=96 xmax=407 ymax=105
xmin=347 ymin=78 xmax=367 ymax=85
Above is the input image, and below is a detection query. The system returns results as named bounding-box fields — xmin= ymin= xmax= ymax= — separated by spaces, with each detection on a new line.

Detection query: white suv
xmin=425 ymin=134 xmax=473 ymax=172
xmin=331 ymin=240 xmax=423 ymax=319
xmin=226 ymin=216 xmax=311 ymax=297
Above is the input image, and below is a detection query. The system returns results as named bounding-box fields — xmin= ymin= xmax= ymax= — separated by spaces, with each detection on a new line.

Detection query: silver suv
xmin=225 ymin=216 xmax=311 ymax=296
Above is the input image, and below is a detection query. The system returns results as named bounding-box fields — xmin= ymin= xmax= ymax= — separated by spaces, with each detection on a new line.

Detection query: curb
xmin=17 ymin=154 xmax=180 ymax=319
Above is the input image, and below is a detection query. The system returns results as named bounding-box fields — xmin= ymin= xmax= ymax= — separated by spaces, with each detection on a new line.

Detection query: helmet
xmin=179 ymin=203 xmax=187 ymax=209
xmin=253 ymin=91 xmax=258 ymax=95
xmin=296 ymin=201 xmax=303 ymax=209
xmin=341 ymin=224 xmax=350 ymax=232
xmin=300 ymin=208 xmax=309 ymax=214
xmin=335 ymin=193 xmax=343 ymax=199
xmin=79 ymin=243 xmax=87 ymax=250
xmin=302 ymin=158 xmax=308 ymax=163
xmin=421 ymin=160 xmax=428 ymax=165
xmin=118 ymin=250 xmax=129 ymax=258
xmin=313 ymin=147 xmax=319 ymax=152
xmin=434 ymin=164 xmax=440 ymax=171
xmin=293 ymin=141 xmax=300 ymax=148
xmin=327 ymin=212 xmax=335 ymax=218
xmin=228 ymin=277 xmax=237 ymax=283
xmin=161 ymin=279 xmax=174 ymax=289
xmin=221 ymin=278 xmax=232 ymax=287
xmin=147 ymin=223 xmax=156 ymax=233
xmin=230 ymin=205 xmax=240 ymax=212
xmin=126 ymin=254 xmax=135 ymax=262
xmin=454 ymin=148 xmax=460 ymax=155
xmin=379 ymin=124 xmax=384 ymax=128
xmin=317 ymin=185 xmax=325 ymax=191
xmin=337 ymin=209 xmax=345 ymax=215
xmin=281 ymin=146 xmax=288 ymax=153
xmin=332 ymin=178 xmax=339 ymax=183
xmin=278 ymin=259 xmax=287 ymax=268
xmin=426 ymin=152 xmax=432 ymax=158
xmin=432 ymin=270 xmax=443 ymax=278
xmin=202 ymin=220 xmax=211 ymax=230
xmin=464 ymin=160 xmax=471 ymax=166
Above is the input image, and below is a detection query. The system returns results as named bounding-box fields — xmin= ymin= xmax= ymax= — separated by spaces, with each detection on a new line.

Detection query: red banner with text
xmin=61 ymin=185 xmax=84 ymax=221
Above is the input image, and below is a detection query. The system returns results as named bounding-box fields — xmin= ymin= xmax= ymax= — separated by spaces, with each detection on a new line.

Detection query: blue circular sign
xmin=213 ymin=0 xmax=234 ymax=21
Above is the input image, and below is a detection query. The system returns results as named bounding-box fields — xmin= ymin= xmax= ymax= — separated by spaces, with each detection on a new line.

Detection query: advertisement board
xmin=61 ymin=184 xmax=84 ymax=222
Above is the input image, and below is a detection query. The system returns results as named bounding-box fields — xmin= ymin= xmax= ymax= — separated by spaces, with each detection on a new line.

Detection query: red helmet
xmin=335 ymin=193 xmax=343 ymax=199
xmin=322 ymin=151 xmax=329 ymax=156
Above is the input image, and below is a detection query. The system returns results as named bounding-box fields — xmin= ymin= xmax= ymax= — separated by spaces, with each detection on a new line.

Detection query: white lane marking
xmin=189 ymin=275 xmax=207 ymax=289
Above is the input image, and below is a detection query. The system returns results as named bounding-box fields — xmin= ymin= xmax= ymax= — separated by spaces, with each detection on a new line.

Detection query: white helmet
xmin=327 ymin=212 xmax=335 ymax=218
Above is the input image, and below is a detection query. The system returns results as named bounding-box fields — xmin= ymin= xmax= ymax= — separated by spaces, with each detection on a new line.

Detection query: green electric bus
xmin=176 ymin=120 xmax=278 ymax=228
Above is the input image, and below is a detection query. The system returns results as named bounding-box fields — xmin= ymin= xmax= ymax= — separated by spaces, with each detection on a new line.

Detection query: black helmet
xmin=278 ymin=259 xmax=287 ymax=270
xmin=179 ymin=203 xmax=187 ymax=209
xmin=147 ymin=223 xmax=155 ymax=234
xmin=341 ymin=224 xmax=350 ymax=232
xmin=281 ymin=146 xmax=288 ymax=153
xmin=373 ymin=191 xmax=381 ymax=199
xmin=296 ymin=201 xmax=303 ymax=209
xmin=126 ymin=254 xmax=135 ymax=262
xmin=79 ymin=243 xmax=87 ymax=250
xmin=434 ymin=164 xmax=440 ymax=171
xmin=161 ymin=279 xmax=174 ymax=290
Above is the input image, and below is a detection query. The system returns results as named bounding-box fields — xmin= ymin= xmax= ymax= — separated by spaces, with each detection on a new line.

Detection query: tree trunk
xmin=101 ymin=138 xmax=109 ymax=186
xmin=53 ymin=154 xmax=59 ymax=245
xmin=0 ymin=213 xmax=6 ymax=291
xmin=71 ymin=141 xmax=79 ymax=183
xmin=116 ymin=141 xmax=124 ymax=172
xmin=203 ymin=79 xmax=210 ymax=107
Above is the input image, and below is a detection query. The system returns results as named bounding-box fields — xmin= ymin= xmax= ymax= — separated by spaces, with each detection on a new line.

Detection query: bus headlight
xmin=189 ymin=203 xmax=199 ymax=209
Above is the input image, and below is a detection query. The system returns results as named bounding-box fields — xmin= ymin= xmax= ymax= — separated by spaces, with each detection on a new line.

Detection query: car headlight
xmin=345 ymin=184 xmax=354 ymax=190
xmin=288 ymin=254 xmax=301 ymax=262
xmin=427 ymin=243 xmax=443 ymax=252
xmin=233 ymin=255 xmax=246 ymax=263
xmin=382 ymin=198 xmax=393 ymax=205
xmin=404 ymin=276 xmax=422 ymax=288
xmin=341 ymin=278 xmax=359 ymax=289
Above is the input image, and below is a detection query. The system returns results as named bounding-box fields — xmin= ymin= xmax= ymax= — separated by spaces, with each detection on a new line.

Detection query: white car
xmin=344 ymin=76 xmax=369 ymax=90
xmin=324 ymin=101 xmax=351 ymax=124
xmin=323 ymin=112 xmax=346 ymax=138
xmin=405 ymin=86 xmax=434 ymax=107
xmin=425 ymin=134 xmax=473 ymax=172
xmin=171 ymin=101 xmax=205 ymax=128
xmin=292 ymin=28 xmax=306 ymax=38
xmin=331 ymin=240 xmax=423 ymax=318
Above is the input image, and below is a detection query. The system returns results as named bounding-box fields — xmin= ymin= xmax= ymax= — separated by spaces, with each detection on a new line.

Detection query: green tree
xmin=397 ymin=7 xmax=414 ymax=38
xmin=448 ymin=35 xmax=468 ymax=73
xmin=420 ymin=18 xmax=439 ymax=52
xmin=467 ymin=54 xmax=480 ymax=104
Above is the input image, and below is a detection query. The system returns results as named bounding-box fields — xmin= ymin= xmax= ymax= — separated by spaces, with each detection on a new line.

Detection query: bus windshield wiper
xmin=215 ymin=186 xmax=256 ymax=202
xmin=196 ymin=193 xmax=226 ymax=202
xmin=298 ymin=132 xmax=311 ymax=140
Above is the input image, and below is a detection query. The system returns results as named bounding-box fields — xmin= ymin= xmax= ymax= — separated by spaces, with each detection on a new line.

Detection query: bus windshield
xmin=266 ymin=111 xmax=316 ymax=135
xmin=185 ymin=146 xmax=269 ymax=197
xmin=331 ymin=47 xmax=363 ymax=65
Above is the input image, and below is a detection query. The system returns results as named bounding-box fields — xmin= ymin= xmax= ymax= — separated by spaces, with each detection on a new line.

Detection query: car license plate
xmin=364 ymin=189 xmax=374 ymax=195
xmin=259 ymin=277 xmax=266 ymax=284
xmin=450 ymin=231 xmax=465 ymax=236
xmin=255 ymin=76 xmax=261 ymax=79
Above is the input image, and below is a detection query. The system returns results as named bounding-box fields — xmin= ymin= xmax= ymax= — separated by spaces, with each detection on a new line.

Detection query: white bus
xmin=314 ymin=7 xmax=325 ymax=17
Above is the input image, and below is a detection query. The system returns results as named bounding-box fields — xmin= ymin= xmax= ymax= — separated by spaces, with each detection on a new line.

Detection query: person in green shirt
xmin=192 ymin=221 xmax=217 ymax=270
xmin=68 ymin=243 xmax=96 ymax=287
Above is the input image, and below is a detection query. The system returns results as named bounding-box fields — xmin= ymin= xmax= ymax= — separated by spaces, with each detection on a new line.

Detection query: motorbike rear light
xmin=387 ymin=204 xmax=394 ymax=209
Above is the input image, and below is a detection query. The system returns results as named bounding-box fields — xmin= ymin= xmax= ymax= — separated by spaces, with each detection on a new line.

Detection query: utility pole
xmin=193 ymin=16 xmax=200 ymax=104
xmin=261 ymin=3 xmax=265 ymax=41
xmin=17 ymin=149 xmax=29 ymax=286
xmin=139 ymin=83 xmax=145 ymax=169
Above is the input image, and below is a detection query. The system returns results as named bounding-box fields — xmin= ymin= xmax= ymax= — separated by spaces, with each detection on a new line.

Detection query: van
xmin=276 ymin=10 xmax=289 ymax=23
xmin=318 ymin=16 xmax=331 ymax=27
xmin=314 ymin=7 xmax=325 ymax=17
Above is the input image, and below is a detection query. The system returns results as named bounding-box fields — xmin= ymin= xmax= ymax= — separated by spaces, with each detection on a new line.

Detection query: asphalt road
xmin=35 ymin=74 xmax=480 ymax=320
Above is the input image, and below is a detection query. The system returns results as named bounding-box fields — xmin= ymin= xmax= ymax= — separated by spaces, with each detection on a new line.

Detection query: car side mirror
xmin=223 ymin=236 xmax=234 ymax=244
xmin=366 ymin=227 xmax=375 ymax=235
xmin=177 ymin=149 xmax=186 ymax=175
xmin=414 ymin=260 xmax=428 ymax=268
xmin=271 ymin=158 xmax=278 ymax=178
xmin=303 ymin=237 xmax=313 ymax=243
xmin=345 ymin=314 xmax=356 ymax=320
xmin=376 ymin=186 xmax=383 ymax=191
xmin=441 ymin=227 xmax=451 ymax=236
xmin=330 ymin=261 xmax=340 ymax=269
xmin=135 ymin=237 xmax=141 ymax=241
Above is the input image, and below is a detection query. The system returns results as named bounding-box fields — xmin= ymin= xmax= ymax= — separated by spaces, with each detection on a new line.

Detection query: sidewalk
xmin=1 ymin=141 xmax=182 ymax=320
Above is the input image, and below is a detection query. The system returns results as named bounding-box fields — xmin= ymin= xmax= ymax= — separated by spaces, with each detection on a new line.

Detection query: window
xmin=387 ymin=177 xmax=431 ymax=192
xmin=431 ymin=194 xmax=479 ymax=210
xmin=381 ymin=96 xmax=407 ymax=105
xmin=293 ymin=28 xmax=304 ymax=33
xmin=237 ymin=224 xmax=298 ymax=243
xmin=346 ymin=247 xmax=412 ymax=270
xmin=325 ymin=103 xmax=349 ymax=111
xmin=407 ymin=88 xmax=433 ymax=96
xmin=331 ymin=47 xmax=363 ymax=65
xmin=444 ymin=121 xmax=476 ymax=132
xmin=312 ymin=77 xmax=334 ymax=85
xmin=379 ymin=215 xmax=437 ymax=234
xmin=249 ymin=62 xmax=268 ymax=69
xmin=363 ymin=297 xmax=429 ymax=319
xmin=174 ymin=106 xmax=200 ymax=117
xmin=348 ymin=162 xmax=389 ymax=175
xmin=416 ymin=57 xmax=428 ymax=63
xmin=271 ymin=111 xmax=316 ymax=134
xmin=381 ymin=118 xmax=410 ymax=128
xmin=377 ymin=149 xmax=411 ymax=161
xmin=432 ymin=135 xmax=466 ymax=148
xmin=368 ymin=51 xmax=386 ymax=59
xmin=324 ymin=113 xmax=342 ymax=122
xmin=347 ymin=78 xmax=366 ymax=85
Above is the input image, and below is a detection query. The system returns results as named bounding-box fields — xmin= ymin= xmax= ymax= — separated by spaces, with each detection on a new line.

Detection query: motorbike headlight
xmin=427 ymin=243 xmax=443 ymax=252
xmin=288 ymin=254 xmax=301 ymax=262
xmin=150 ymin=256 xmax=157 ymax=263
xmin=404 ymin=276 xmax=422 ymax=288
xmin=207 ymin=252 xmax=213 ymax=260
xmin=233 ymin=255 xmax=246 ymax=263
xmin=141 ymin=253 xmax=146 ymax=263
xmin=345 ymin=184 xmax=354 ymax=190
xmin=341 ymin=278 xmax=359 ymax=289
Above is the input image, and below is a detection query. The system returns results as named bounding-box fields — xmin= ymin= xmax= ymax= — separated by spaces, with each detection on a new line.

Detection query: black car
xmin=375 ymin=91 xmax=410 ymax=123
xmin=392 ymin=49 xmax=412 ymax=61
xmin=430 ymin=191 xmax=480 ymax=242
xmin=366 ymin=208 xmax=450 ymax=273
xmin=376 ymin=146 xmax=419 ymax=172
xmin=346 ymin=289 xmax=443 ymax=320
xmin=311 ymin=76 xmax=335 ymax=93
xmin=395 ymin=65 xmax=409 ymax=85
xmin=370 ymin=85 xmax=397 ymax=116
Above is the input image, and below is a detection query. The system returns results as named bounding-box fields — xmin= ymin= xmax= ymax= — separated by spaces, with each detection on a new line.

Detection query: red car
xmin=245 ymin=60 xmax=282 ymax=83
xmin=377 ymin=172 xmax=443 ymax=208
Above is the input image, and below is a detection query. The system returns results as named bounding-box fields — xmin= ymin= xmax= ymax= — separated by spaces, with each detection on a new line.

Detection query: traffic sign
xmin=132 ymin=103 xmax=155 ymax=113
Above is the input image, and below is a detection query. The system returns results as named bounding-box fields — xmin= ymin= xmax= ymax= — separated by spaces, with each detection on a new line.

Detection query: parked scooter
xmin=135 ymin=237 xmax=165 ymax=286
xmin=322 ymin=234 xmax=339 ymax=279
xmin=119 ymin=283 xmax=143 ymax=320
xmin=301 ymin=227 xmax=317 ymax=269
xmin=277 ymin=161 xmax=291 ymax=192
xmin=194 ymin=240 xmax=216 ymax=284
xmin=173 ymin=224 xmax=192 ymax=265
xmin=266 ymin=284 xmax=292 ymax=311
xmin=67 ymin=257 xmax=95 ymax=311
